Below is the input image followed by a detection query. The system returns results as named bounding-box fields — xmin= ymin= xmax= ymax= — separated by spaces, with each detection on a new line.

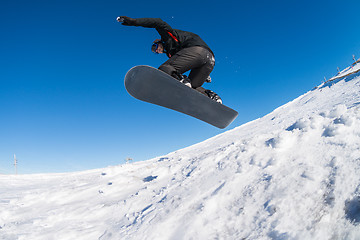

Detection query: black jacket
xmin=132 ymin=18 xmax=214 ymax=58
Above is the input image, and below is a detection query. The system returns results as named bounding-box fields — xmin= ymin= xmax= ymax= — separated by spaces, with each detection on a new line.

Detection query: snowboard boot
xmin=205 ymin=89 xmax=223 ymax=104
xmin=194 ymin=87 xmax=222 ymax=104
xmin=171 ymin=72 xmax=192 ymax=88
xmin=179 ymin=75 xmax=192 ymax=88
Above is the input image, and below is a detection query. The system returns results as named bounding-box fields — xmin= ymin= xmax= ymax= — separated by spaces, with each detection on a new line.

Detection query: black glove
xmin=117 ymin=16 xmax=136 ymax=26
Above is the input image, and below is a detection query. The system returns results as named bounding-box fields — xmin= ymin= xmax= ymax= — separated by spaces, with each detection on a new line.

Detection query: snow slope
xmin=1 ymin=64 xmax=360 ymax=240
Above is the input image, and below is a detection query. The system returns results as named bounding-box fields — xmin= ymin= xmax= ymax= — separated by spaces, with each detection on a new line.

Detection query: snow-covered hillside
xmin=1 ymin=63 xmax=360 ymax=240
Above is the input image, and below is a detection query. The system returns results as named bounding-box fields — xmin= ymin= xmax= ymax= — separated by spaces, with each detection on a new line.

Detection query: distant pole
xmin=14 ymin=154 xmax=17 ymax=175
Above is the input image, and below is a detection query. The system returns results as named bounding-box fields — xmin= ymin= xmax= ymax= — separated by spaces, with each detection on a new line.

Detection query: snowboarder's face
xmin=152 ymin=42 xmax=164 ymax=54
xmin=156 ymin=43 xmax=164 ymax=54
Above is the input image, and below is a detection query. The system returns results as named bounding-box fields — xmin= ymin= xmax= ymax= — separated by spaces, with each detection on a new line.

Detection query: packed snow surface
xmin=1 ymin=64 xmax=360 ymax=240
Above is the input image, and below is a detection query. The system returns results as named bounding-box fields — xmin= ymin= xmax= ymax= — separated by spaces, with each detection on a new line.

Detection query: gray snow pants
xmin=158 ymin=46 xmax=215 ymax=89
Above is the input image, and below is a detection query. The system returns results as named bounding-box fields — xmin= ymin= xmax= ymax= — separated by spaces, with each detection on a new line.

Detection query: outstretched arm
xmin=117 ymin=16 xmax=173 ymax=35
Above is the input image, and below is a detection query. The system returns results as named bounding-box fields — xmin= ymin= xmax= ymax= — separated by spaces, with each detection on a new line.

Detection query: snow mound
xmin=1 ymin=64 xmax=360 ymax=239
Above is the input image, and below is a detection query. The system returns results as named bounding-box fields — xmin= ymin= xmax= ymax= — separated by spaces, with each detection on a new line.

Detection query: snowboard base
xmin=124 ymin=65 xmax=238 ymax=129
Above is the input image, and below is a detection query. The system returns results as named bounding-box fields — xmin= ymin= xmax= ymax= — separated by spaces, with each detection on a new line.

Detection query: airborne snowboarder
xmin=117 ymin=16 xmax=222 ymax=104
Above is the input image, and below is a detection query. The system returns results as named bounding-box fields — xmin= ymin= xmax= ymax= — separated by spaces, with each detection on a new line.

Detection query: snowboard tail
xmin=124 ymin=65 xmax=238 ymax=129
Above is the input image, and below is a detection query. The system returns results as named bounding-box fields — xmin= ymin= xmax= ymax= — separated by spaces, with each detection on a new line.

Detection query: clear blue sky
xmin=1 ymin=0 xmax=360 ymax=174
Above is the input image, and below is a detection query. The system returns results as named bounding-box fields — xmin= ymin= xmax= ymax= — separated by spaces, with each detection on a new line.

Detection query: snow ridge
xmin=1 ymin=65 xmax=360 ymax=239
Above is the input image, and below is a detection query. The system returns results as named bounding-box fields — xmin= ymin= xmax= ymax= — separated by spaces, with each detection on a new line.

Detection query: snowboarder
xmin=117 ymin=16 xmax=222 ymax=103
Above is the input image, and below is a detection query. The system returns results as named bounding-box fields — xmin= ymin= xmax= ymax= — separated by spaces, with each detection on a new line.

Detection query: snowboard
xmin=124 ymin=65 xmax=238 ymax=129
